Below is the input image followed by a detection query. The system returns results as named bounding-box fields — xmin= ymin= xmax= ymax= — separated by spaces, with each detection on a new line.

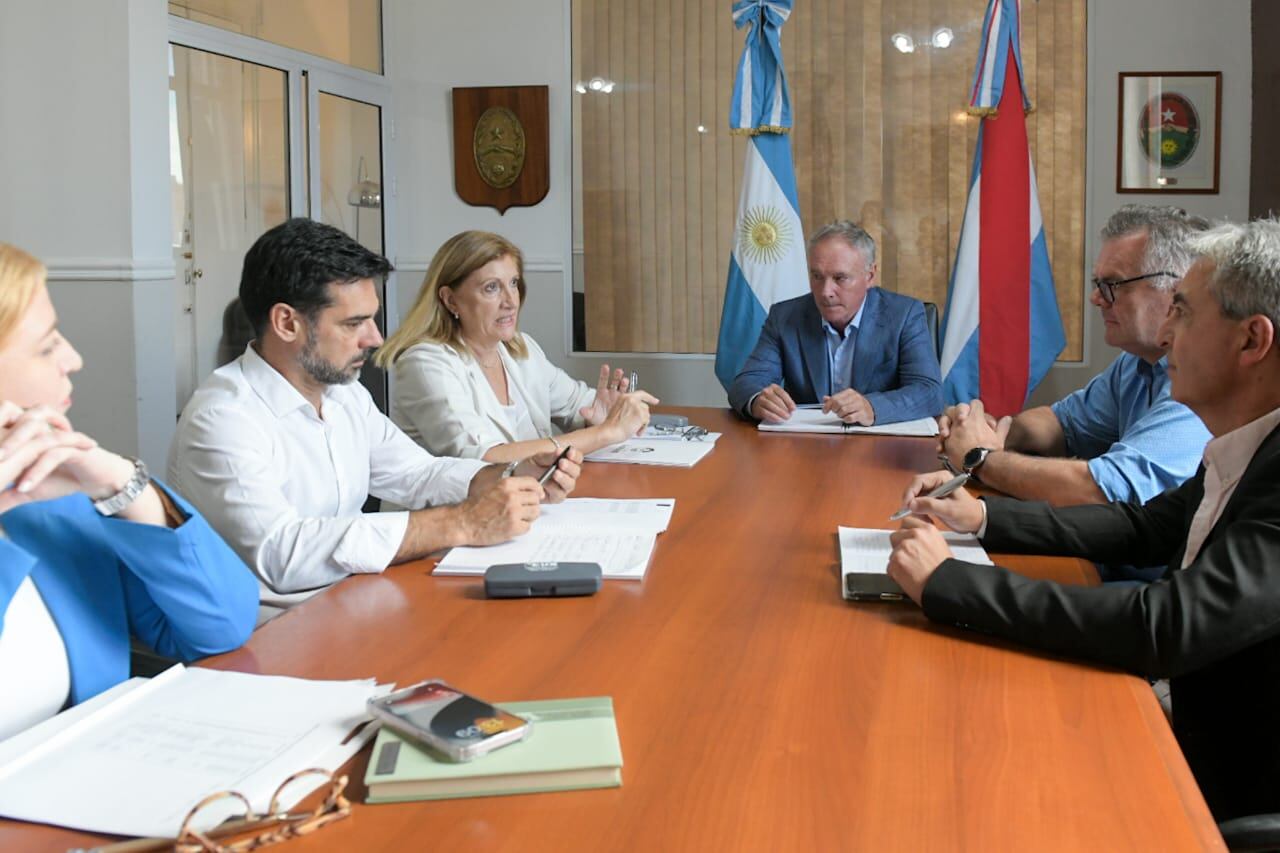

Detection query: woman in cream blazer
xmin=377 ymin=231 xmax=657 ymax=461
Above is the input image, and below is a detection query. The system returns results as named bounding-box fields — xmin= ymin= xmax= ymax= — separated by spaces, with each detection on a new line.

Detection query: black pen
xmin=889 ymin=472 xmax=970 ymax=521
xmin=538 ymin=445 xmax=573 ymax=486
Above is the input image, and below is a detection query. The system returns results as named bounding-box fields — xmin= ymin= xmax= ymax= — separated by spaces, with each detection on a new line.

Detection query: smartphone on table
xmin=367 ymin=679 xmax=532 ymax=762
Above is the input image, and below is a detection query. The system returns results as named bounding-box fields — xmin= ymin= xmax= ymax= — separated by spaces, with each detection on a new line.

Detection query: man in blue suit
xmin=727 ymin=221 xmax=943 ymax=425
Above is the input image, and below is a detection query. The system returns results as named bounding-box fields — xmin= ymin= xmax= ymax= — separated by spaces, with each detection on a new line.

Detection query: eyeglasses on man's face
xmin=1091 ymin=272 xmax=1176 ymax=305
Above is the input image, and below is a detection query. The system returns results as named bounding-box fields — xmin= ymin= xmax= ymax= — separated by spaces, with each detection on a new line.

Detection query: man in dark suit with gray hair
xmin=727 ymin=220 xmax=943 ymax=426
xmin=886 ymin=218 xmax=1280 ymax=821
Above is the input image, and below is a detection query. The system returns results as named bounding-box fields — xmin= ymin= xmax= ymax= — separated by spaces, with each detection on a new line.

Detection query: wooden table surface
xmin=1 ymin=407 xmax=1223 ymax=852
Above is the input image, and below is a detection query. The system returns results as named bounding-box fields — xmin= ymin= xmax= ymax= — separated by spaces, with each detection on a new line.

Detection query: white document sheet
xmin=585 ymin=436 xmax=719 ymax=467
xmin=838 ymin=526 xmax=993 ymax=577
xmin=0 ymin=665 xmax=388 ymax=839
xmin=639 ymin=426 xmax=723 ymax=442
xmin=435 ymin=530 xmax=658 ymax=579
xmin=536 ymin=498 xmax=675 ymax=532
xmin=434 ymin=498 xmax=675 ymax=580
xmin=759 ymin=409 xmax=940 ymax=437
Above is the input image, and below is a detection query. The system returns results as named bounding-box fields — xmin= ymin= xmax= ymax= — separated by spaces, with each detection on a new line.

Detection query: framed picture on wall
xmin=1117 ymin=71 xmax=1222 ymax=194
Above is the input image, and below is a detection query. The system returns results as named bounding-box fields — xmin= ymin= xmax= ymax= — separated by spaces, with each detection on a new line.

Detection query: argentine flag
xmin=714 ymin=0 xmax=809 ymax=390
xmin=939 ymin=0 xmax=1065 ymax=416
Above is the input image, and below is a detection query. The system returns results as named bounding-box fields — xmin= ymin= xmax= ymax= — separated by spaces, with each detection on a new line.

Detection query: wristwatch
xmin=962 ymin=446 xmax=995 ymax=476
xmin=93 ymin=457 xmax=149 ymax=517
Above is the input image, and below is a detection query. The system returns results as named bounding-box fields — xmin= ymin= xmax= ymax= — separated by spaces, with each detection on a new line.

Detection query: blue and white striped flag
xmin=714 ymin=0 xmax=808 ymax=390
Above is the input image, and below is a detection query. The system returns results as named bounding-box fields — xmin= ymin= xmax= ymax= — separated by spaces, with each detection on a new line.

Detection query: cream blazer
xmin=390 ymin=334 xmax=596 ymax=459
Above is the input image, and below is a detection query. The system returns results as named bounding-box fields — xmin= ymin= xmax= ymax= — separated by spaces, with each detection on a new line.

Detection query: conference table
xmin=1 ymin=407 xmax=1223 ymax=851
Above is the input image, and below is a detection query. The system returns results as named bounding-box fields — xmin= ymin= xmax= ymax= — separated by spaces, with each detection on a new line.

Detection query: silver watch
xmin=93 ymin=457 xmax=149 ymax=517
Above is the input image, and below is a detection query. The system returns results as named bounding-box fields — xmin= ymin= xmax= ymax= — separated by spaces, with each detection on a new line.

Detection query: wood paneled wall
xmin=575 ymin=0 xmax=1085 ymax=359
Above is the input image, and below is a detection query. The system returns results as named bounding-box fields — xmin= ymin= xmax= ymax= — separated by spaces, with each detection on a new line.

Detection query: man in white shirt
xmin=169 ymin=218 xmax=582 ymax=619
xmin=884 ymin=219 xmax=1280 ymax=822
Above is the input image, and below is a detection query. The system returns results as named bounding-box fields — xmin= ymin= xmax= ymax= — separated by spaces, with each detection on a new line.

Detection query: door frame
xmin=167 ymin=13 xmax=398 ymax=407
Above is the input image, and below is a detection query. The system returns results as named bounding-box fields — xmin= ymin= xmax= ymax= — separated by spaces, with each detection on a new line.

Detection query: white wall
xmin=0 ymin=0 xmax=175 ymax=473
xmin=387 ymin=0 xmax=1253 ymax=411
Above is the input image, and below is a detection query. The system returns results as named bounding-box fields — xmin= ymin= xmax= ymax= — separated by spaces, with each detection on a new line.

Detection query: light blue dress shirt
xmin=1050 ymin=353 xmax=1210 ymax=503
xmin=821 ymin=301 xmax=865 ymax=396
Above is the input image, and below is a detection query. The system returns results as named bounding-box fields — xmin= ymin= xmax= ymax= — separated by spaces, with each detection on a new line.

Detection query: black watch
xmin=962 ymin=446 xmax=994 ymax=475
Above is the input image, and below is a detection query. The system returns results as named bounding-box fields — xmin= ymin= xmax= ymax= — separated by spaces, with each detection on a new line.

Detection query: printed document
xmin=839 ymin=526 xmax=992 ymax=573
xmin=585 ymin=435 xmax=719 ymax=467
xmin=0 ymin=665 xmax=388 ymax=838
xmin=435 ymin=498 xmax=675 ymax=580
xmin=838 ymin=526 xmax=992 ymax=600
xmin=760 ymin=409 xmax=939 ymax=437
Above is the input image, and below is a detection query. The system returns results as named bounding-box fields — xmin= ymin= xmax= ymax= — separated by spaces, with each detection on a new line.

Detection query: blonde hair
xmin=376 ymin=231 xmax=529 ymax=367
xmin=0 ymin=243 xmax=47 ymax=346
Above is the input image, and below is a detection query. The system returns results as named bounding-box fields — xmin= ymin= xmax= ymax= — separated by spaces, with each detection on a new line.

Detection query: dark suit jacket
xmin=922 ymin=424 xmax=1280 ymax=821
xmin=726 ymin=289 xmax=943 ymax=424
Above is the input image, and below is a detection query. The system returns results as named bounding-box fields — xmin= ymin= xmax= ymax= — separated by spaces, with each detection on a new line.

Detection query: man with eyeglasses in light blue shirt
xmin=938 ymin=205 xmax=1212 ymax=581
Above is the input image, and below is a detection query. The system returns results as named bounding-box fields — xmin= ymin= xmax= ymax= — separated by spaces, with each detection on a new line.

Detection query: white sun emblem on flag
xmin=738 ymin=206 xmax=792 ymax=265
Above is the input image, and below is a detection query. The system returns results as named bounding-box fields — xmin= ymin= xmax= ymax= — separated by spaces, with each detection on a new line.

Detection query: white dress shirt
xmin=390 ymin=334 xmax=596 ymax=459
xmin=0 ymin=528 xmax=71 ymax=741
xmin=1181 ymin=405 xmax=1280 ymax=568
xmin=168 ymin=345 xmax=487 ymax=613
xmin=499 ymin=382 xmax=539 ymax=442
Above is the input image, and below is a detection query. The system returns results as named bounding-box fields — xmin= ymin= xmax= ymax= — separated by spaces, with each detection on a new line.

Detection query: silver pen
xmin=501 ymin=460 xmax=520 ymax=479
xmin=628 ymin=370 xmax=639 ymax=393
xmin=889 ymin=473 xmax=970 ymax=521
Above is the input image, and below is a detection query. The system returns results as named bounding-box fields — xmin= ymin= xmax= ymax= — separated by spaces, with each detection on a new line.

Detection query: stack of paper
xmin=759 ymin=408 xmax=939 ymax=437
xmin=838 ymin=526 xmax=992 ymax=600
xmin=585 ymin=432 xmax=720 ymax=467
xmin=434 ymin=498 xmax=676 ymax=580
xmin=0 ymin=665 xmax=388 ymax=838
xmin=365 ymin=696 xmax=623 ymax=803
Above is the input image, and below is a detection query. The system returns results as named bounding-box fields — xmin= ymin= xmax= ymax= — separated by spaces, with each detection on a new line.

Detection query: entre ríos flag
xmin=938 ymin=0 xmax=1065 ymax=417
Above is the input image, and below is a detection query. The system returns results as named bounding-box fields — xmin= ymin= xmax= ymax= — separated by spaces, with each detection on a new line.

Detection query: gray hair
xmin=1185 ymin=219 xmax=1280 ymax=329
xmin=807 ymin=220 xmax=877 ymax=268
xmin=1100 ymin=204 xmax=1211 ymax=288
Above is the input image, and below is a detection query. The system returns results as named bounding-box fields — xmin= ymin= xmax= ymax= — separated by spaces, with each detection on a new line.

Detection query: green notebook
xmin=363 ymin=696 xmax=623 ymax=803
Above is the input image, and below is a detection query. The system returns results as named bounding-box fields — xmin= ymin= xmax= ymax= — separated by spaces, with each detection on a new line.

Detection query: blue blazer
xmin=0 ymin=482 xmax=258 ymax=707
xmin=727 ymin=289 xmax=943 ymax=424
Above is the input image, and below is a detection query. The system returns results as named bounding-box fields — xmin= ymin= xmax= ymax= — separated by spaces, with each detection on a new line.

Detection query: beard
xmin=299 ymin=332 xmax=374 ymax=386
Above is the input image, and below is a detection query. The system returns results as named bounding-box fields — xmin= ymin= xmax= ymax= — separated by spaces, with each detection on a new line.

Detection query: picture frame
xmin=1116 ymin=71 xmax=1221 ymax=194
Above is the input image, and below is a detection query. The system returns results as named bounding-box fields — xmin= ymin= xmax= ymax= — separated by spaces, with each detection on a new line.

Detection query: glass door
xmin=168 ymin=16 xmax=394 ymax=415
xmin=309 ymin=73 xmax=392 ymax=410
xmin=169 ymin=44 xmax=291 ymax=406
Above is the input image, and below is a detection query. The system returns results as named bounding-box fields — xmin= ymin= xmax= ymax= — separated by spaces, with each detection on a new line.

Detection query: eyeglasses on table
xmin=77 ymin=768 xmax=350 ymax=853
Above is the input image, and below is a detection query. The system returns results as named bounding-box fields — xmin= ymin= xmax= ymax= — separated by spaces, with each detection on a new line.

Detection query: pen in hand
xmin=889 ymin=473 xmax=970 ymax=521
xmin=538 ymin=445 xmax=573 ymax=486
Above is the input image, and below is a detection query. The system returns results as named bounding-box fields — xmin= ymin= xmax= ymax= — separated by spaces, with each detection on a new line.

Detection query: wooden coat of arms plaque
xmin=452 ymin=85 xmax=550 ymax=214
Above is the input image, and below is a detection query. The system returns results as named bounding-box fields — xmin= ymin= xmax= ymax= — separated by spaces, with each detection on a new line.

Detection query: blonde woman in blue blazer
xmin=0 ymin=243 xmax=257 ymax=740
xmin=377 ymin=231 xmax=658 ymax=462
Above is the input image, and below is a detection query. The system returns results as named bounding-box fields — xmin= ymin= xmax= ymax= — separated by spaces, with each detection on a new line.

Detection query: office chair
xmin=922 ymin=301 xmax=940 ymax=359
xmin=1219 ymin=814 xmax=1280 ymax=852
xmin=216 ymin=298 xmax=255 ymax=367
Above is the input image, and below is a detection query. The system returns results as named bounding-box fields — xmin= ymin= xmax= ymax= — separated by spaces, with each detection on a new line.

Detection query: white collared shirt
xmin=168 ymin=345 xmax=487 ymax=612
xmin=1181 ymin=405 xmax=1280 ymax=568
xmin=0 ymin=527 xmax=71 ymax=741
